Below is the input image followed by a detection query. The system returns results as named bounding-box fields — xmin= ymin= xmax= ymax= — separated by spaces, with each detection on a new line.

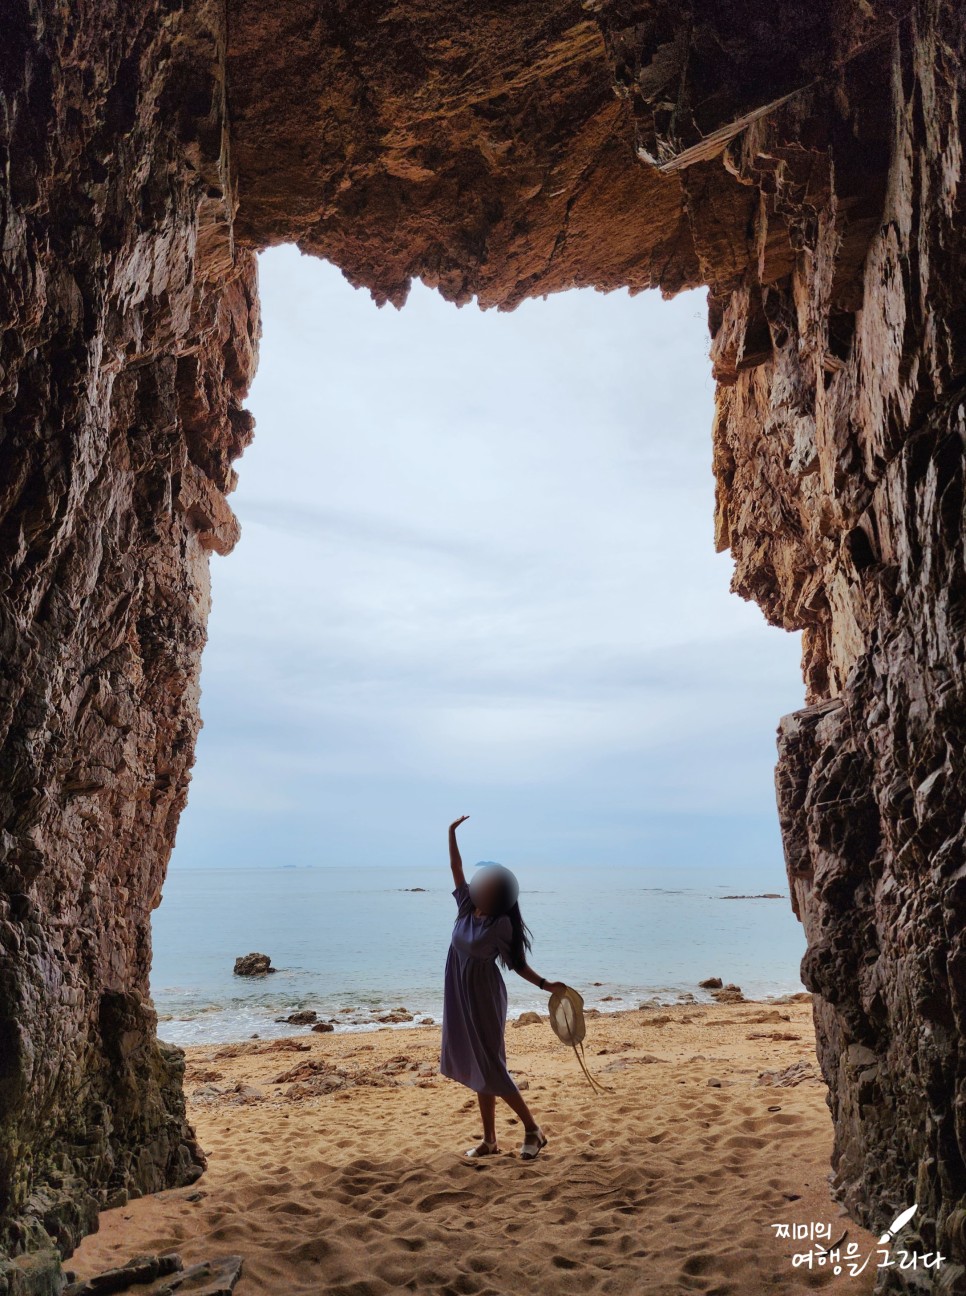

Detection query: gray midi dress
xmin=440 ymin=881 xmax=519 ymax=1097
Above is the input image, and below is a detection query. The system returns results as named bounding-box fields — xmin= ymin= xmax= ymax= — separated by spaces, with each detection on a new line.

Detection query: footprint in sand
xmin=268 ymin=1198 xmax=316 ymax=1216
xmin=722 ymin=1133 xmax=766 ymax=1150
xmin=286 ymin=1236 xmax=333 ymax=1264
xmin=415 ymin=1188 xmax=476 ymax=1214
xmin=394 ymin=1235 xmax=427 ymax=1252
xmin=551 ymin=1254 xmax=581 ymax=1269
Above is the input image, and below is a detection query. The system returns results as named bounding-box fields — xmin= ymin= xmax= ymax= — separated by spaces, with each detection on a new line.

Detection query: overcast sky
xmin=169 ymin=245 xmax=804 ymax=874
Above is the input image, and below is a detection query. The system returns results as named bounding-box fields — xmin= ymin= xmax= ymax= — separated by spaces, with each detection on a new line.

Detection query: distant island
xmin=719 ymin=893 xmax=784 ymax=900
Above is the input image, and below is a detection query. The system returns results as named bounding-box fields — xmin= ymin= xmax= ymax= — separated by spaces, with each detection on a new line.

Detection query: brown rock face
xmin=0 ymin=0 xmax=258 ymax=1266
xmin=704 ymin=6 xmax=966 ymax=1281
xmin=225 ymin=0 xmax=697 ymax=307
xmin=2 ymin=0 xmax=966 ymax=1291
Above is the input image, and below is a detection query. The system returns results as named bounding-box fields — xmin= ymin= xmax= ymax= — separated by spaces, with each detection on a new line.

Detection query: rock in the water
xmin=233 ymin=953 xmax=275 ymax=977
xmin=719 ymin=893 xmax=783 ymax=900
xmin=311 ymin=1021 xmax=335 ymax=1033
xmin=698 ymin=977 xmax=722 ymax=989
xmin=276 ymin=1010 xmax=316 ymax=1025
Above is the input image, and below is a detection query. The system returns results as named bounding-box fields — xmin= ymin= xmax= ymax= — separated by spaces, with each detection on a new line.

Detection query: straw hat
xmin=547 ymin=985 xmax=609 ymax=1093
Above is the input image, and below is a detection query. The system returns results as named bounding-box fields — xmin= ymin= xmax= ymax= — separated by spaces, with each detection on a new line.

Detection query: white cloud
xmin=173 ymin=247 xmax=803 ymax=871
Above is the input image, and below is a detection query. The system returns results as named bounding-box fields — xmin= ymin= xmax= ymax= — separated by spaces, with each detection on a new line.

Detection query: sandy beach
xmin=71 ymin=1000 xmax=877 ymax=1295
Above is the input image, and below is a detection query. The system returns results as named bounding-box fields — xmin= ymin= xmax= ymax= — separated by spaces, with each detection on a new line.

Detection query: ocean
xmin=150 ymin=863 xmax=807 ymax=1045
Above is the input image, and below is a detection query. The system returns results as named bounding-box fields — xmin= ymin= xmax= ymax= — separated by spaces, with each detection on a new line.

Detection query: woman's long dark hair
xmin=499 ymin=900 xmax=532 ymax=973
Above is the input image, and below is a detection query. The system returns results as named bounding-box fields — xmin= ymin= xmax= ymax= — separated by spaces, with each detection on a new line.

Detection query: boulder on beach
xmin=513 ymin=1011 xmax=542 ymax=1028
xmin=756 ymin=1059 xmax=820 ymax=1087
xmin=233 ymin=952 xmax=275 ymax=977
xmin=698 ymin=977 xmax=722 ymax=989
xmin=710 ymin=983 xmax=745 ymax=1003
xmin=312 ymin=1021 xmax=335 ymax=1033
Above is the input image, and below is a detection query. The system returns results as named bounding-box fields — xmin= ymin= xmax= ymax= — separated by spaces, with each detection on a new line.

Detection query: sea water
xmin=150 ymin=863 xmax=806 ymax=1045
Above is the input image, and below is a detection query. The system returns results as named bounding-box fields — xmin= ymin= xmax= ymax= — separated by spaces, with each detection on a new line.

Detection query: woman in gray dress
xmin=440 ymin=815 xmax=565 ymax=1161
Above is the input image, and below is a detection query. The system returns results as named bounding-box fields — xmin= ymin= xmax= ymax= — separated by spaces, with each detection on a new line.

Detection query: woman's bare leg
xmin=478 ymin=1092 xmax=497 ymax=1144
xmin=500 ymin=1087 xmax=538 ymax=1132
xmin=501 ymin=1088 xmax=548 ymax=1158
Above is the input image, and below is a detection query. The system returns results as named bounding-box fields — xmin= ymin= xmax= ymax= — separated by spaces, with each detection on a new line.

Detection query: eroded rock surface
xmin=0 ymin=0 xmax=258 ymax=1266
xmin=225 ymin=0 xmax=696 ymax=307
xmin=2 ymin=0 xmax=966 ymax=1292
xmin=233 ymin=953 xmax=274 ymax=977
xmin=62 ymin=1252 xmax=243 ymax=1296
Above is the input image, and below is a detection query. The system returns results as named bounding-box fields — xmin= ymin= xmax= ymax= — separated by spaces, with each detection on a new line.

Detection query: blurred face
xmin=469 ymin=871 xmax=504 ymax=916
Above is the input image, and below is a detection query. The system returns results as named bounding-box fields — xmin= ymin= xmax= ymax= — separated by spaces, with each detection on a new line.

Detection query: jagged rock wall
xmin=3 ymin=0 xmax=966 ymax=1292
xmin=643 ymin=2 xmax=966 ymax=1285
xmin=0 ymin=0 xmax=258 ymax=1275
xmin=224 ymin=0 xmax=698 ymax=307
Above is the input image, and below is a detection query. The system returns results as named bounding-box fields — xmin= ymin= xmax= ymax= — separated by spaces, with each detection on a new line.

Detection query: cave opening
xmin=148 ymin=246 xmax=807 ymax=1047
xmin=5 ymin=0 xmax=966 ymax=1286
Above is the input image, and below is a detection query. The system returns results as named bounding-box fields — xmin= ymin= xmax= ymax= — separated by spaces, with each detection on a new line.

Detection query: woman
xmin=440 ymin=814 xmax=565 ymax=1160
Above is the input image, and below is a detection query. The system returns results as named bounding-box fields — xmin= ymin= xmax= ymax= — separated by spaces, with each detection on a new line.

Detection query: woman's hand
xmin=449 ymin=815 xmax=470 ymax=832
xmin=544 ymin=980 xmax=566 ymax=996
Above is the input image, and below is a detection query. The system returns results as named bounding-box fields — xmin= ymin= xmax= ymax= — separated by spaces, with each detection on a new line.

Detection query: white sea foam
xmin=151 ymin=863 xmax=806 ymax=1046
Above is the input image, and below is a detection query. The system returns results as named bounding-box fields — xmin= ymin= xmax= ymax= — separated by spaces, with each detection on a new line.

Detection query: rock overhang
xmin=3 ymin=1 xmax=966 ymax=1291
xmin=224 ymin=0 xmax=903 ymax=312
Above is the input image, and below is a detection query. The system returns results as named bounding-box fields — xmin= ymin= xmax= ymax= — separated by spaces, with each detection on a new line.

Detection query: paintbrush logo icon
xmin=878 ymin=1204 xmax=918 ymax=1245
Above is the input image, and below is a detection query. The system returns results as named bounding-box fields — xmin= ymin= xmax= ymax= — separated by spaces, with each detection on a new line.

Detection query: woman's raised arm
xmin=448 ymin=815 xmax=469 ymax=888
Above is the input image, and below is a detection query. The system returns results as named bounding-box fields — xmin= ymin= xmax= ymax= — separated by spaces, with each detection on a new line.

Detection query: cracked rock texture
xmin=0 ymin=0 xmax=258 ymax=1273
xmin=2 ymin=0 xmax=966 ymax=1292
